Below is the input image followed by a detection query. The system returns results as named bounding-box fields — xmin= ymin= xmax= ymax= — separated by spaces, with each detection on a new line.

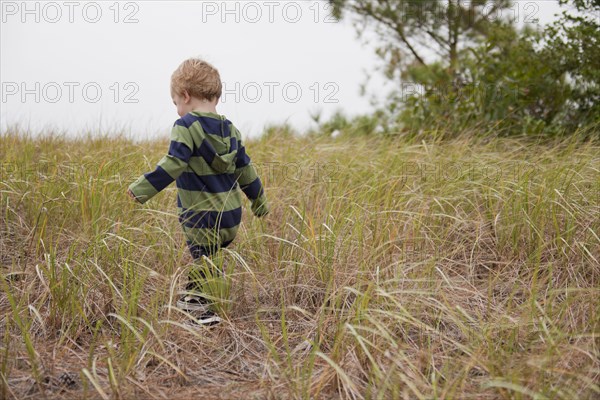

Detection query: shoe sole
xmin=195 ymin=315 xmax=222 ymax=326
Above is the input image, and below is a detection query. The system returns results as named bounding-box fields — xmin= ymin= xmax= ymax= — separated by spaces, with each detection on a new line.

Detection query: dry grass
xmin=1 ymin=128 xmax=599 ymax=399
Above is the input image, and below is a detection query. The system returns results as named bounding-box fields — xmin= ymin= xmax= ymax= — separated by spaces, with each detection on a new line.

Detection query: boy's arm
xmin=128 ymin=123 xmax=194 ymax=204
xmin=234 ymin=136 xmax=269 ymax=217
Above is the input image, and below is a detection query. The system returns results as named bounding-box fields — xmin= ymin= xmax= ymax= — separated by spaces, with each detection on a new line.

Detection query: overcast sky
xmin=1 ymin=1 xmax=563 ymax=139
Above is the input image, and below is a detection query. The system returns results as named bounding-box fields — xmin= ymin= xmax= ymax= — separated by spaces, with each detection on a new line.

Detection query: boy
xmin=128 ymin=58 xmax=269 ymax=325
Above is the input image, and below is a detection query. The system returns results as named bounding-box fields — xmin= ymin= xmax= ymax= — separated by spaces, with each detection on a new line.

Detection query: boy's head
xmin=171 ymin=59 xmax=222 ymax=116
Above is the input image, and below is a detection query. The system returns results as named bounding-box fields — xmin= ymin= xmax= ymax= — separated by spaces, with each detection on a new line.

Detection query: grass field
xmin=1 ymin=129 xmax=599 ymax=399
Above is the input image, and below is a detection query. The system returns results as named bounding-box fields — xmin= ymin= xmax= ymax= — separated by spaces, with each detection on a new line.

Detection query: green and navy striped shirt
xmin=128 ymin=111 xmax=268 ymax=249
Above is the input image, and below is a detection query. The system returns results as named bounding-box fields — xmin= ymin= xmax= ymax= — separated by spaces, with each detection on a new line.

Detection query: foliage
xmin=330 ymin=0 xmax=600 ymax=138
xmin=543 ymin=0 xmax=600 ymax=129
xmin=398 ymin=25 xmax=572 ymax=136
xmin=309 ymin=109 xmax=390 ymax=138
xmin=329 ymin=0 xmax=512 ymax=75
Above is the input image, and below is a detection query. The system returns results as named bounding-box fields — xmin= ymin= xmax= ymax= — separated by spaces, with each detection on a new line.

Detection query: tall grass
xmin=0 ymin=128 xmax=598 ymax=399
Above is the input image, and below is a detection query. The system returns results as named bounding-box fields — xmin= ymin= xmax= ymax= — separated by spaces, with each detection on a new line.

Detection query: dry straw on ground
xmin=1 ymin=129 xmax=598 ymax=399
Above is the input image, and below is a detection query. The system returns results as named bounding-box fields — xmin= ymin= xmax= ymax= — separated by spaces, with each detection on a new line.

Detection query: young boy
xmin=128 ymin=58 xmax=269 ymax=325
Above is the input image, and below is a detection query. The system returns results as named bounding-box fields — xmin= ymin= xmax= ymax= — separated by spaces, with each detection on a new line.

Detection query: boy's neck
xmin=190 ymin=97 xmax=219 ymax=115
xmin=192 ymin=105 xmax=218 ymax=114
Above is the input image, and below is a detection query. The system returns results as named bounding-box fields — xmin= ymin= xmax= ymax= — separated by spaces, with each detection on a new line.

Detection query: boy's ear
xmin=182 ymin=90 xmax=191 ymax=103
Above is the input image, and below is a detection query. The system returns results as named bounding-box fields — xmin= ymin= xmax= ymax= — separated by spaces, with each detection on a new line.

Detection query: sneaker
xmin=177 ymin=289 xmax=222 ymax=326
xmin=176 ymin=292 xmax=210 ymax=313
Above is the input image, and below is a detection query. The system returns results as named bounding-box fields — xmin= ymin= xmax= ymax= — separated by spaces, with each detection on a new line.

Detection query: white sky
xmin=1 ymin=0 xmax=563 ymax=139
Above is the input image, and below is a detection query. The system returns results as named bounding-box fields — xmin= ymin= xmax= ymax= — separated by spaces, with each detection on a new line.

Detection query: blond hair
xmin=171 ymin=58 xmax=222 ymax=101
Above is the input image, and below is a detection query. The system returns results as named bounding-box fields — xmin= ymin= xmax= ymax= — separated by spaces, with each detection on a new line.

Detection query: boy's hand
xmin=127 ymin=189 xmax=140 ymax=203
xmin=251 ymin=197 xmax=269 ymax=217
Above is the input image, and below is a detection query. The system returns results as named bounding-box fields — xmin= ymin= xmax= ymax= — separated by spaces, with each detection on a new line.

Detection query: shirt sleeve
xmin=128 ymin=123 xmax=194 ymax=204
xmin=233 ymin=128 xmax=269 ymax=217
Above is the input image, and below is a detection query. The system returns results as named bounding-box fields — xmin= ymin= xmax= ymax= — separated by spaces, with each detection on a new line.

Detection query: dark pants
xmin=186 ymin=240 xmax=232 ymax=287
xmin=187 ymin=240 xmax=233 ymax=260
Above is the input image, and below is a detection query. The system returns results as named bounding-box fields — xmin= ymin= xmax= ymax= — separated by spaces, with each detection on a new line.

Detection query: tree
xmin=544 ymin=0 xmax=600 ymax=129
xmin=398 ymin=24 xmax=571 ymax=136
xmin=330 ymin=0 xmax=599 ymax=137
xmin=329 ymin=0 xmax=513 ymax=78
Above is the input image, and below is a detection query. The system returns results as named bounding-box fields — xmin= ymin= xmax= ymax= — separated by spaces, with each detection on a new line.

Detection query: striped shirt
xmin=128 ymin=111 xmax=268 ymax=250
